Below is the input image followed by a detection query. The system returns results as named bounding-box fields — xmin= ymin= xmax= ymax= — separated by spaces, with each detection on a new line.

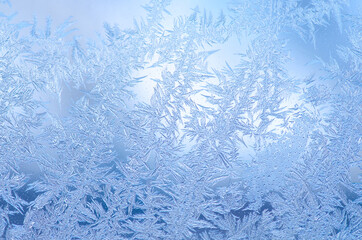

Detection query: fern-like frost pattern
xmin=0 ymin=0 xmax=361 ymax=239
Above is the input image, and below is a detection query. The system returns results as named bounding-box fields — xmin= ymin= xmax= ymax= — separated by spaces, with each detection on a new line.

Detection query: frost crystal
xmin=0 ymin=0 xmax=361 ymax=239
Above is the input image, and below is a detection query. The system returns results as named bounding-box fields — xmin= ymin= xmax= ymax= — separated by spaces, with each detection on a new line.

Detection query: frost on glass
xmin=0 ymin=0 xmax=361 ymax=239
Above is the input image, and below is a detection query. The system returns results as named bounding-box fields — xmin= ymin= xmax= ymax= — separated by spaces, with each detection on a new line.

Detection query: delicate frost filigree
xmin=0 ymin=0 xmax=360 ymax=239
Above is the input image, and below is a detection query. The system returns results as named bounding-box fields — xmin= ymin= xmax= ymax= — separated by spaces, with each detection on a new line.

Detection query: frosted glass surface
xmin=0 ymin=0 xmax=361 ymax=239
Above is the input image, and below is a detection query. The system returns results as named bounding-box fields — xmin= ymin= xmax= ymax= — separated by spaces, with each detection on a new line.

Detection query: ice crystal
xmin=0 ymin=0 xmax=361 ymax=239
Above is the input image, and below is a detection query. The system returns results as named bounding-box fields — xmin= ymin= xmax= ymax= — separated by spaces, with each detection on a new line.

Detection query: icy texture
xmin=0 ymin=0 xmax=361 ymax=239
